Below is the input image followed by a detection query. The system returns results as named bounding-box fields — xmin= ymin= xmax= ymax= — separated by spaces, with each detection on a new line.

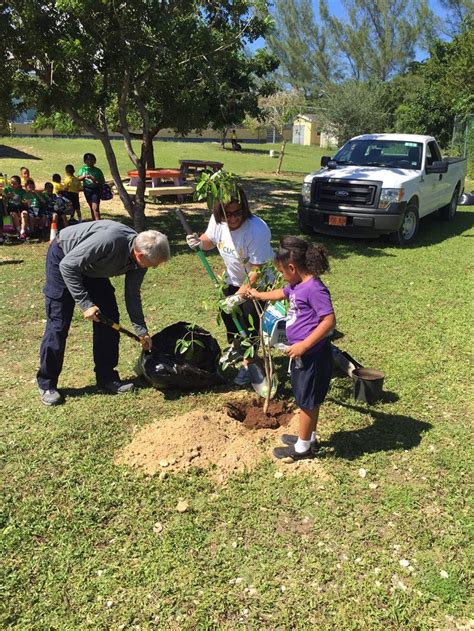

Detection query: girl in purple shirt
xmin=249 ymin=236 xmax=336 ymax=461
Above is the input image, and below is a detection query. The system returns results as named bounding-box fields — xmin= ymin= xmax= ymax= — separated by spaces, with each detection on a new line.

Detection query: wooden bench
xmin=123 ymin=184 xmax=195 ymax=197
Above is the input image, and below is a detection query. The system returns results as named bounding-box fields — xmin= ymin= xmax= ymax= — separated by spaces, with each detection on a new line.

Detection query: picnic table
xmin=179 ymin=160 xmax=224 ymax=177
xmin=127 ymin=169 xmax=184 ymax=187
xmin=124 ymin=168 xmax=194 ymax=199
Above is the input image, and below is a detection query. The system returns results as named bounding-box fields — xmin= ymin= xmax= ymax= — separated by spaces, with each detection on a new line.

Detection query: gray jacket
xmin=58 ymin=220 xmax=148 ymax=336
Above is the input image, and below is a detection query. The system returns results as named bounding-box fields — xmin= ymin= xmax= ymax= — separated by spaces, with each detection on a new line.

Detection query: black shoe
xmin=281 ymin=434 xmax=319 ymax=451
xmin=97 ymin=379 xmax=135 ymax=394
xmin=273 ymin=445 xmax=315 ymax=461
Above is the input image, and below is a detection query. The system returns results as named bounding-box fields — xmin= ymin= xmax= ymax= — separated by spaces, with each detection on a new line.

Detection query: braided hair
xmin=275 ymin=236 xmax=330 ymax=277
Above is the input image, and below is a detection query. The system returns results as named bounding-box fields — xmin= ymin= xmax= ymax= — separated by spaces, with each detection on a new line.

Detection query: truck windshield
xmin=334 ymin=139 xmax=423 ymax=170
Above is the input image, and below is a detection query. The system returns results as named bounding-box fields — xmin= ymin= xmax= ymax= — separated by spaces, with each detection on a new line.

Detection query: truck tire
xmin=389 ymin=203 xmax=419 ymax=246
xmin=438 ymin=186 xmax=459 ymax=221
xmin=298 ymin=216 xmax=314 ymax=236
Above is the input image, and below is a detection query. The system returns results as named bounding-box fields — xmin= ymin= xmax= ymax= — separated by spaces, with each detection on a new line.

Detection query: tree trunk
xmin=100 ymin=135 xmax=148 ymax=231
xmin=276 ymin=139 xmax=287 ymax=175
xmin=220 ymin=128 xmax=228 ymax=149
xmin=143 ymin=133 xmax=156 ymax=169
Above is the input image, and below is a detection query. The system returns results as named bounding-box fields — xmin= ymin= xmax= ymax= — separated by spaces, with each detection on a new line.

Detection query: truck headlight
xmin=301 ymin=182 xmax=312 ymax=204
xmin=379 ymin=188 xmax=404 ymax=209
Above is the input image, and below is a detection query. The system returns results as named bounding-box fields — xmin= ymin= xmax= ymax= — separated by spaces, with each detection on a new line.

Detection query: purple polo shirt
xmin=283 ymin=277 xmax=334 ymax=353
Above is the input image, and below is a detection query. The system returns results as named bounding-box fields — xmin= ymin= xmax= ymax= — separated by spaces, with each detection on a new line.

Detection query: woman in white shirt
xmin=186 ymin=187 xmax=274 ymax=385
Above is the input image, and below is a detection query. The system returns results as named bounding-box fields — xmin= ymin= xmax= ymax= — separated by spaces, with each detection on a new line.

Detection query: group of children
xmin=0 ymin=153 xmax=105 ymax=242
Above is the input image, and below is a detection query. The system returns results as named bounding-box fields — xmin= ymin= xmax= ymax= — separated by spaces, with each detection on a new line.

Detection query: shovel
xmin=175 ymin=208 xmax=269 ymax=397
xmin=96 ymin=312 xmax=149 ymax=350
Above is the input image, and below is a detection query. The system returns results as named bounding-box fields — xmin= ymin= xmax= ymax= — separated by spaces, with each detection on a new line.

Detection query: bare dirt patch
xmin=116 ymin=395 xmax=332 ymax=482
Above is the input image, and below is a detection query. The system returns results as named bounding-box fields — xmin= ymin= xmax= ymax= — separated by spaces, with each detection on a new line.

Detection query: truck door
xmin=422 ymin=141 xmax=444 ymax=216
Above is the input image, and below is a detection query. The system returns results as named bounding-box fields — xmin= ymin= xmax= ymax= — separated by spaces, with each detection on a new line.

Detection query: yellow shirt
xmin=63 ymin=174 xmax=82 ymax=193
xmin=52 ymin=181 xmax=64 ymax=194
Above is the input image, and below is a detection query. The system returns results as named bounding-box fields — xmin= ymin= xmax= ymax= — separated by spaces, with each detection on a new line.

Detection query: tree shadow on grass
xmin=0 ymin=145 xmax=42 ymax=160
xmin=0 ymin=259 xmax=24 ymax=265
xmin=320 ymin=399 xmax=432 ymax=460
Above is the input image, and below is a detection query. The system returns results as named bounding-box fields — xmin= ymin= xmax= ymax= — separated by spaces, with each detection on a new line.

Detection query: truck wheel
xmin=298 ymin=218 xmax=314 ymax=236
xmin=439 ymin=186 xmax=459 ymax=222
xmin=389 ymin=203 xmax=419 ymax=246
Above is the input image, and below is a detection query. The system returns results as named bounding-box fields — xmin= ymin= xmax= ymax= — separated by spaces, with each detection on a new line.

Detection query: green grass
xmin=0 ymin=136 xmax=326 ymax=185
xmin=1 ymin=138 xmax=473 ymax=629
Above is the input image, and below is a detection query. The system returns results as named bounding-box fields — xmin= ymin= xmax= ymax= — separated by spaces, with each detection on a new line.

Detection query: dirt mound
xmin=116 ymin=397 xmax=331 ymax=482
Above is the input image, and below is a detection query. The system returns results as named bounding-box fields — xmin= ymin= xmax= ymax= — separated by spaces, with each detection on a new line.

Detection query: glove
xmin=186 ymin=233 xmax=201 ymax=250
xmin=219 ymin=294 xmax=246 ymax=314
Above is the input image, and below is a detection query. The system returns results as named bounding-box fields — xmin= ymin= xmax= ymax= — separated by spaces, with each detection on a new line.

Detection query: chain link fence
xmin=451 ymin=114 xmax=474 ymax=179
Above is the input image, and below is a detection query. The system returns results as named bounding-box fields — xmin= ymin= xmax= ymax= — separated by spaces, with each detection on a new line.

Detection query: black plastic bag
xmin=136 ymin=322 xmax=224 ymax=391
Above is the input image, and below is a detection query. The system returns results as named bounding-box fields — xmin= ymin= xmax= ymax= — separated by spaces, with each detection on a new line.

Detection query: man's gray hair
xmin=135 ymin=230 xmax=170 ymax=263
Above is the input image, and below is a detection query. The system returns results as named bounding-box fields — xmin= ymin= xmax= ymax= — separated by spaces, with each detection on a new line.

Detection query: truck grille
xmin=312 ymin=179 xmax=380 ymax=208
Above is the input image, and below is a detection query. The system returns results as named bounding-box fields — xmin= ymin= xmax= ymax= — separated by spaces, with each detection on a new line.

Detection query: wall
xmin=9 ymin=124 xmax=268 ymax=143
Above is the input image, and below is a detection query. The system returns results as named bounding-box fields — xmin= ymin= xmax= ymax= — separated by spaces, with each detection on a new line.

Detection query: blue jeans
xmin=37 ymin=240 xmax=120 ymax=389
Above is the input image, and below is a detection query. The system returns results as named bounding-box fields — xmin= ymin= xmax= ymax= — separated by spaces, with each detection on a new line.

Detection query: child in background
xmin=3 ymin=175 xmax=29 ymax=239
xmin=24 ymin=178 xmax=48 ymax=237
xmin=52 ymin=173 xmax=64 ymax=195
xmin=77 ymin=153 xmax=105 ymax=220
xmin=20 ymin=166 xmax=31 ymax=187
xmin=248 ymin=236 xmax=336 ymax=462
xmin=63 ymin=164 xmax=82 ymax=222
xmin=42 ymin=181 xmax=66 ymax=231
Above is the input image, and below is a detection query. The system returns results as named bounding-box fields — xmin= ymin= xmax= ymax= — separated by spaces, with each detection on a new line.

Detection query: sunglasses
xmin=226 ymin=209 xmax=243 ymax=218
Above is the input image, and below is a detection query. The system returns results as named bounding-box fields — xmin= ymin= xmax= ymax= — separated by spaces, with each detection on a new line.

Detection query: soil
xmin=116 ymin=394 xmax=332 ymax=483
xmin=225 ymin=398 xmax=292 ymax=430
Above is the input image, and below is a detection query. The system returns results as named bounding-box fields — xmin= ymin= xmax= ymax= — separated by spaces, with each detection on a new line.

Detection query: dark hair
xmin=25 ymin=178 xmax=35 ymax=187
xmin=212 ymin=186 xmax=252 ymax=224
xmin=10 ymin=175 xmax=21 ymax=185
xmin=44 ymin=181 xmax=53 ymax=190
xmin=65 ymin=164 xmax=75 ymax=174
xmin=83 ymin=153 xmax=96 ymax=162
xmin=52 ymin=173 xmax=61 ymax=182
xmin=20 ymin=166 xmax=29 ymax=173
xmin=275 ymin=236 xmax=330 ymax=277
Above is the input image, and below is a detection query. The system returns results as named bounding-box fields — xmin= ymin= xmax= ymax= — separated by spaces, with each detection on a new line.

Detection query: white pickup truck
xmin=298 ymin=133 xmax=466 ymax=245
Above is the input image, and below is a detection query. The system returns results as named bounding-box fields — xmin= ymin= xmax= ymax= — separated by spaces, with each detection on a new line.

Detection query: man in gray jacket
xmin=36 ymin=220 xmax=170 ymax=405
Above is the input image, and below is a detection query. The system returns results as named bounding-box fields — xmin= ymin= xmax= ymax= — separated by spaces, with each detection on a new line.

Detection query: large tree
xmin=269 ymin=0 xmax=434 ymax=90
xmin=6 ymin=0 xmax=276 ymax=230
xmin=316 ymin=80 xmax=390 ymax=145
xmin=319 ymin=0 xmax=433 ymax=82
xmin=394 ymin=20 xmax=474 ymax=146
xmin=267 ymin=0 xmax=338 ymax=97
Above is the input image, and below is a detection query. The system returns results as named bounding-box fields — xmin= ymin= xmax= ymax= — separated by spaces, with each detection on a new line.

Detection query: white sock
xmin=294 ymin=438 xmax=311 ymax=453
xmin=310 ymin=431 xmax=317 ymax=443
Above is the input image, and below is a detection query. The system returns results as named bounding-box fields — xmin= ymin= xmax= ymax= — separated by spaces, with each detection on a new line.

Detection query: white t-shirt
xmin=205 ymin=214 xmax=274 ymax=286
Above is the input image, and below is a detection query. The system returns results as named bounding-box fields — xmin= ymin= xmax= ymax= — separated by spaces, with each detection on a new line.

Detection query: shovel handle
xmin=175 ymin=208 xmax=219 ymax=285
xmin=175 ymin=208 xmax=247 ymax=339
xmin=97 ymin=312 xmax=141 ymax=343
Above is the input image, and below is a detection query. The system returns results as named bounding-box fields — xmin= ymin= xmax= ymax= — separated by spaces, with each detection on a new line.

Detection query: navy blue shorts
xmin=83 ymin=188 xmax=100 ymax=206
xmin=63 ymin=191 xmax=80 ymax=211
xmin=290 ymin=341 xmax=332 ymax=410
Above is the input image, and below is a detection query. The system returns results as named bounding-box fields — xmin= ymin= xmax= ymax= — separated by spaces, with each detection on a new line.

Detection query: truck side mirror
xmin=321 ymin=156 xmax=331 ymax=167
xmin=425 ymin=160 xmax=448 ymax=174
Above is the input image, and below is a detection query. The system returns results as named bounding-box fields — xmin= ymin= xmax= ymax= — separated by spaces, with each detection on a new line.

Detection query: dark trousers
xmin=37 ymin=240 xmax=120 ymax=389
xmin=221 ymin=285 xmax=264 ymax=345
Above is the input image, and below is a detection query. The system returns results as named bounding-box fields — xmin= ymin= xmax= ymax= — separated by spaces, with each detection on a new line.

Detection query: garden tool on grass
xmin=175 ymin=208 xmax=269 ymax=398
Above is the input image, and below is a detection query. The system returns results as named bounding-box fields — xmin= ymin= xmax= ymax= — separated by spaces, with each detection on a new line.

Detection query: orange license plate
xmin=328 ymin=215 xmax=347 ymax=226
